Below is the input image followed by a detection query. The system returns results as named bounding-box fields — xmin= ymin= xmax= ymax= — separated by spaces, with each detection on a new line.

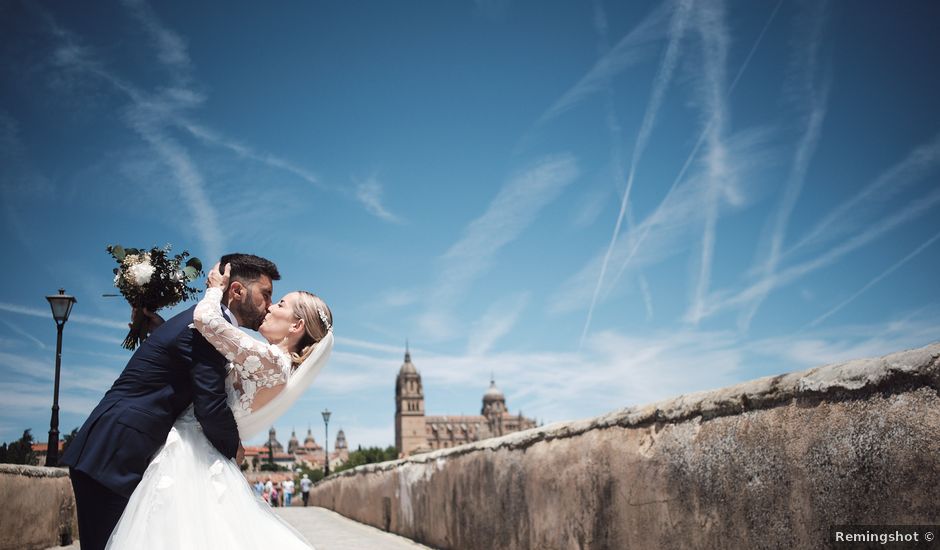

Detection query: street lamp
xmin=45 ymin=289 xmax=76 ymax=467
xmin=321 ymin=409 xmax=331 ymax=476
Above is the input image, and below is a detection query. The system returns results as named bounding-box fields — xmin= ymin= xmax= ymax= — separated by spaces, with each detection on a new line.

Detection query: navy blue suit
xmin=61 ymin=305 xmax=240 ymax=549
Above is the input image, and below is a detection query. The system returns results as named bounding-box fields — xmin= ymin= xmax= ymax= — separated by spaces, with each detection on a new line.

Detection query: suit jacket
xmin=61 ymin=304 xmax=240 ymax=498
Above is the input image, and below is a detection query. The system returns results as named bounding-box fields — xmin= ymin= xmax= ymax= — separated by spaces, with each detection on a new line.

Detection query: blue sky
xmin=1 ymin=0 xmax=938 ymax=449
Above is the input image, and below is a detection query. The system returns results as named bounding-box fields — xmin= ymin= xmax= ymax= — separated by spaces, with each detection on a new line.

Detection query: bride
xmin=106 ymin=263 xmax=334 ymax=549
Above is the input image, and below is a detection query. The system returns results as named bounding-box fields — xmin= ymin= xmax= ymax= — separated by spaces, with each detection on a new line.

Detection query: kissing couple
xmin=61 ymin=253 xmax=334 ymax=550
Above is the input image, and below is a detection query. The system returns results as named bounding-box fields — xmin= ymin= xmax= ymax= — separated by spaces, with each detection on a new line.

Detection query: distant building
xmin=394 ymin=346 xmax=538 ymax=457
xmin=242 ymin=425 xmax=349 ymax=473
xmin=31 ymin=441 xmax=63 ymax=465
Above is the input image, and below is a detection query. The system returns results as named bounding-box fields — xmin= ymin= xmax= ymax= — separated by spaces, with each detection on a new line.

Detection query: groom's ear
xmin=227 ymin=280 xmax=245 ymax=303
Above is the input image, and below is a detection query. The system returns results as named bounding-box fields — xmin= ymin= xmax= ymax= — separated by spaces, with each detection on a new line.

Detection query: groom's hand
xmin=236 ymin=442 xmax=245 ymax=464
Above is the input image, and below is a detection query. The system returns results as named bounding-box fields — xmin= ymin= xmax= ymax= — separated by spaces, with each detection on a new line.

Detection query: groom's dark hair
xmin=219 ymin=253 xmax=280 ymax=298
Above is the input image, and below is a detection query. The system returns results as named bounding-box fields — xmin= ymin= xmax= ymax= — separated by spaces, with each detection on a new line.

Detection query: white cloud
xmin=580 ymin=0 xmax=693 ymax=346
xmin=41 ymin=13 xmax=225 ymax=262
xmin=354 ymin=175 xmax=401 ymax=223
xmin=738 ymin=0 xmax=830 ymax=330
xmin=0 ymin=319 xmax=46 ymax=350
xmin=179 ymin=121 xmax=324 ymax=190
xmin=686 ymin=0 xmax=731 ymax=326
xmin=697 ymin=185 xmax=940 ymax=320
xmin=466 ymin=292 xmax=529 ymax=356
xmin=380 ymin=289 xmax=419 ymax=308
xmin=534 ymin=2 xmax=671 ymax=127
xmin=785 ymin=131 xmax=940 ymax=262
xmin=0 ymin=302 xmax=128 ymax=330
xmin=120 ymin=0 xmax=192 ymax=77
xmin=554 ymin=128 xmax=775 ymax=315
xmin=419 ymin=154 xmax=579 ymax=341
xmin=806 ymin=230 xmax=940 ymax=328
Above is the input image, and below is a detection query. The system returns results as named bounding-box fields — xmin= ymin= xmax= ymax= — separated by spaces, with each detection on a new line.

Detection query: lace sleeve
xmin=193 ymin=288 xmax=288 ymax=388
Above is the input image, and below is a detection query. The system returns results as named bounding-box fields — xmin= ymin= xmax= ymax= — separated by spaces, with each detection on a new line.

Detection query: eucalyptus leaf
xmin=183 ymin=266 xmax=199 ymax=280
xmin=112 ymin=245 xmax=125 ymax=261
xmin=126 ymin=248 xmax=140 ymax=256
xmin=186 ymin=257 xmax=203 ymax=271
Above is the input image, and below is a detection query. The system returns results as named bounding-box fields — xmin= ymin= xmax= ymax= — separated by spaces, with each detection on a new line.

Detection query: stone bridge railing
xmin=0 ymin=464 xmax=77 ymax=550
xmin=310 ymin=342 xmax=940 ymax=549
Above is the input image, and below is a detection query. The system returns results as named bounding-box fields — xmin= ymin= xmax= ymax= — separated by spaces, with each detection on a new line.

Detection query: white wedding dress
xmin=106 ymin=288 xmax=333 ymax=549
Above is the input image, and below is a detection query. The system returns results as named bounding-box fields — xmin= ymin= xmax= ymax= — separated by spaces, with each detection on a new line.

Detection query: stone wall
xmin=309 ymin=342 xmax=940 ymax=549
xmin=0 ymin=464 xmax=77 ymax=550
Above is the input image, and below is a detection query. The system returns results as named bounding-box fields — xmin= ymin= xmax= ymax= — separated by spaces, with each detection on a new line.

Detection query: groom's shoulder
xmin=147 ymin=305 xmax=199 ymax=344
xmin=141 ymin=304 xmax=222 ymax=364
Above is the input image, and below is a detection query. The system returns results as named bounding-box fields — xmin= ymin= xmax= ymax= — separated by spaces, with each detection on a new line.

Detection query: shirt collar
xmin=221 ymin=303 xmax=239 ymax=329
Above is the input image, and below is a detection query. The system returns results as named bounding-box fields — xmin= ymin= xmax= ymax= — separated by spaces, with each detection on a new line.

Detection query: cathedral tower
xmin=287 ymin=428 xmax=300 ymax=454
xmin=482 ymin=377 xmax=507 ymax=437
xmin=395 ymin=343 xmax=426 ymax=457
xmin=335 ymin=429 xmax=349 ymax=460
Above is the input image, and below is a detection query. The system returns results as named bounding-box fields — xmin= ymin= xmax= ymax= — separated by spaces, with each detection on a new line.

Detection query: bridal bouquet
xmin=107 ymin=244 xmax=203 ymax=350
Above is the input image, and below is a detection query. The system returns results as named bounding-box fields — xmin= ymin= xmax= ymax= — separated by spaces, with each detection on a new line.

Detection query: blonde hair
xmin=290 ymin=291 xmax=333 ymax=367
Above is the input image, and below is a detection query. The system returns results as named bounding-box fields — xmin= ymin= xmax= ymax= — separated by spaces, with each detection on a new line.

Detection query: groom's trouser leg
xmin=70 ymin=468 xmax=129 ymax=550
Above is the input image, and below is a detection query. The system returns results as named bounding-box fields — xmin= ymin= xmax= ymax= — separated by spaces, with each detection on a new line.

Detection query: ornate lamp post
xmin=321 ymin=409 xmax=331 ymax=476
xmin=45 ymin=289 xmax=76 ymax=467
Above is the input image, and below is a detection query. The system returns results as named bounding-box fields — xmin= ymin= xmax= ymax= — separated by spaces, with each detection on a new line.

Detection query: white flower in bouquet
xmin=128 ymin=262 xmax=156 ymax=286
xmin=106 ymin=243 xmax=203 ymax=350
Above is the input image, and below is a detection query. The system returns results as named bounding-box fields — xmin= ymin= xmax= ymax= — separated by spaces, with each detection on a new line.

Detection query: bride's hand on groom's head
xmin=207 ymin=262 xmax=231 ymax=290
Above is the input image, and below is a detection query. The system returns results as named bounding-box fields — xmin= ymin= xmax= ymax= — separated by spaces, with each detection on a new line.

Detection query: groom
xmin=61 ymin=253 xmax=280 ymax=550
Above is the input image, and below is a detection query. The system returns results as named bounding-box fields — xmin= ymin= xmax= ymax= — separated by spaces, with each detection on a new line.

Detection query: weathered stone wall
xmin=310 ymin=342 xmax=940 ymax=549
xmin=0 ymin=465 xmax=77 ymax=550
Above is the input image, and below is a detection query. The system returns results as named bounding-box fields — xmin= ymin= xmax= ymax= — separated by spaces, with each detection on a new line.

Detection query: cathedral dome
xmin=483 ymin=378 xmax=505 ymax=402
xmin=399 ymin=343 xmax=418 ymax=375
xmin=304 ymin=427 xmax=317 ymax=447
xmin=400 ymin=356 xmax=417 ymax=375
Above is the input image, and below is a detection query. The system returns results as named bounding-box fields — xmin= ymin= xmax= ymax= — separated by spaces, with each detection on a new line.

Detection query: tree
xmin=333 ymin=445 xmax=398 ymax=473
xmin=295 ymin=463 xmax=324 ymax=483
xmin=2 ymin=429 xmax=37 ymax=465
xmin=61 ymin=427 xmax=79 ymax=457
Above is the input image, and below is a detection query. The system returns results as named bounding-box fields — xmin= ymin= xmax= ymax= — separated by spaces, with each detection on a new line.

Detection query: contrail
xmin=738 ymin=0 xmax=828 ymax=330
xmin=686 ymin=0 xmax=731 ymax=326
xmin=806 ymin=230 xmax=940 ymax=328
xmin=579 ymin=0 xmax=693 ymax=349
xmin=604 ymin=0 xmax=784 ymax=311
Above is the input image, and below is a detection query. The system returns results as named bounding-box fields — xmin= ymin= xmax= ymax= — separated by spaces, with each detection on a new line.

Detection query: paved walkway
xmin=276 ymin=507 xmax=432 ymax=549
xmin=46 ymin=506 xmax=431 ymax=550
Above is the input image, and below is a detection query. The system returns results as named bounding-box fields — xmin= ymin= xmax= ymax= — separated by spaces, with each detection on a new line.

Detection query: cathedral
xmin=395 ymin=346 xmax=538 ymax=457
xmin=242 ymin=425 xmax=349 ymax=472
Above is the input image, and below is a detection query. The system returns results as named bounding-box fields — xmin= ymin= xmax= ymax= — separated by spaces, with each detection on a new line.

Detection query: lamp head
xmin=46 ymin=289 xmax=77 ymax=326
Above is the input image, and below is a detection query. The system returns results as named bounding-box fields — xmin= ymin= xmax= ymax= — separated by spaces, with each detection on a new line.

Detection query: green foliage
xmin=1 ymin=429 xmax=38 ymax=465
xmin=259 ymin=462 xmax=288 ymax=472
xmin=61 ymin=427 xmax=78 ymax=457
xmin=333 ymin=445 xmax=398 ymax=473
xmin=295 ymin=463 xmax=324 ymax=483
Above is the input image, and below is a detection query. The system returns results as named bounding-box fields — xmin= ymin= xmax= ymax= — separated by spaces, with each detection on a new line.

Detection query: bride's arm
xmin=193 ymin=267 xmax=287 ymax=388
